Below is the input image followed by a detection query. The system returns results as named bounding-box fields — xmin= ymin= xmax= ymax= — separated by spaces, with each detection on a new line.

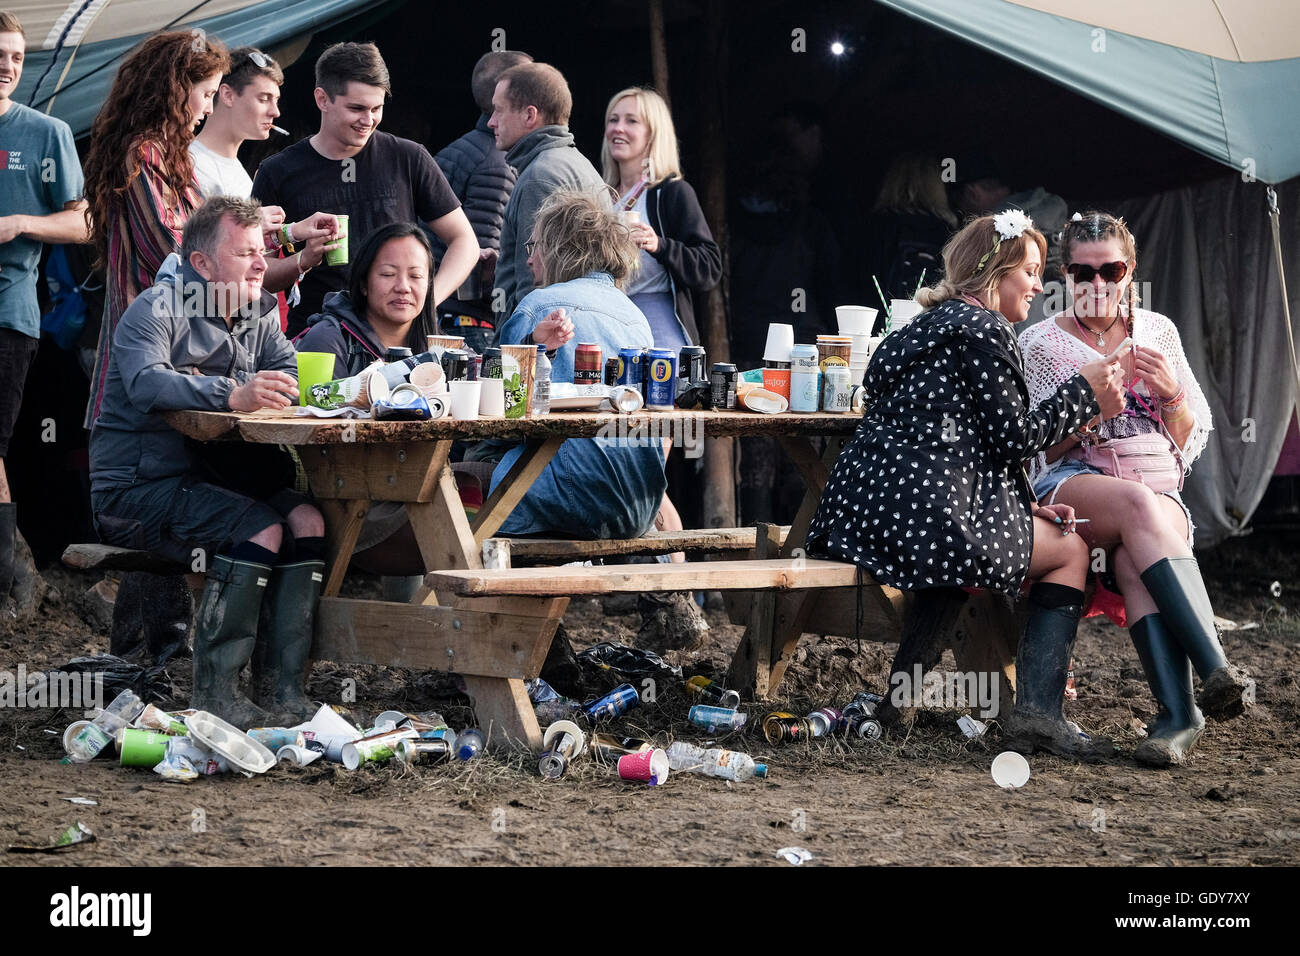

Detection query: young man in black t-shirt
xmin=252 ymin=42 xmax=477 ymax=336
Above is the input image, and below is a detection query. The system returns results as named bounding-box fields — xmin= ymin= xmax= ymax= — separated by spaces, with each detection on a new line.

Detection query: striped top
xmin=86 ymin=139 xmax=201 ymax=427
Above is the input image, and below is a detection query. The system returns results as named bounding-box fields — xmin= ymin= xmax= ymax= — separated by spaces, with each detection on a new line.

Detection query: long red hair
xmin=82 ymin=31 xmax=230 ymax=265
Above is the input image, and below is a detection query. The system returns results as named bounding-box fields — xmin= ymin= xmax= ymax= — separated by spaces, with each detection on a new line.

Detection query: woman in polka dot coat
xmin=808 ymin=213 xmax=1126 ymax=759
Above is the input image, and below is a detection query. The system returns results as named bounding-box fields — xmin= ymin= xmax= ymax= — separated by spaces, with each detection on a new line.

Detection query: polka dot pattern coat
xmin=807 ymin=300 xmax=1101 ymax=595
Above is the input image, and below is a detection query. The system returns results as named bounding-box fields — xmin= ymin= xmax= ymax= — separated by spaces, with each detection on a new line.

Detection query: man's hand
xmin=478 ymin=247 xmax=499 ymax=285
xmin=292 ymin=213 xmax=343 ymax=270
xmin=259 ymin=205 xmax=287 ymax=248
xmin=229 ymin=371 xmax=298 ymax=412
xmin=531 ymin=309 xmax=575 ymax=351
xmin=0 ymin=215 xmax=27 ymax=245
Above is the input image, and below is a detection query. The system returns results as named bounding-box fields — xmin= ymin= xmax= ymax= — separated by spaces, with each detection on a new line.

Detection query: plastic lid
xmin=185 ymin=711 xmax=275 ymax=774
xmin=753 ymin=763 xmax=768 ymax=778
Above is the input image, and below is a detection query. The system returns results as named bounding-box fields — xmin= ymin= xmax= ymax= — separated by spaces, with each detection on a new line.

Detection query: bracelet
xmin=279 ymin=222 xmax=296 ymax=253
xmin=1161 ymin=384 xmax=1186 ymax=408
xmin=1163 ymin=403 xmax=1190 ymax=422
xmin=296 ymin=251 xmax=309 ymax=283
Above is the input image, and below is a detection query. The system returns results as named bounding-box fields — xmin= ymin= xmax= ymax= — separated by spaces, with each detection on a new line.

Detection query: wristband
xmin=279 ymin=222 xmax=296 ymax=252
xmin=1161 ymin=384 xmax=1186 ymax=408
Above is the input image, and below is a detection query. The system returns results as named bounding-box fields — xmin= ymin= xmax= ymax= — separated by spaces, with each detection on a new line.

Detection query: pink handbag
xmin=1078 ymin=428 xmax=1185 ymax=493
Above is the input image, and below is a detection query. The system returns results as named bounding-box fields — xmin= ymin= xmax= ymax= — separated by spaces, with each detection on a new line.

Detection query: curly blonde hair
xmin=532 ymin=190 xmax=640 ymax=288
xmin=915 ymin=214 xmax=1046 ymax=314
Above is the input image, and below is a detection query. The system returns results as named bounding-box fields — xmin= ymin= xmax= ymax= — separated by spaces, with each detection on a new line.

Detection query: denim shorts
xmin=1032 ymin=459 xmax=1194 ymax=547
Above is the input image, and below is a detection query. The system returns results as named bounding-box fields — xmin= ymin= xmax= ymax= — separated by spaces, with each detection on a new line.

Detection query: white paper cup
xmin=277 ymin=744 xmax=322 ymax=767
xmin=450 ymin=380 xmax=482 ymax=420
xmin=991 ymin=750 xmax=1031 ymax=789
xmin=836 ymin=305 xmax=878 ymax=336
xmin=478 ymin=378 xmax=505 ymax=416
xmin=890 ymin=299 xmax=923 ymax=325
xmin=763 ymin=323 xmax=795 ymax=363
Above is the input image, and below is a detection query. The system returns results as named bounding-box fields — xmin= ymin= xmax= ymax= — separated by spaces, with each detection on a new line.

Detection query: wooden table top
xmin=164 ymin=408 xmax=861 ymax=444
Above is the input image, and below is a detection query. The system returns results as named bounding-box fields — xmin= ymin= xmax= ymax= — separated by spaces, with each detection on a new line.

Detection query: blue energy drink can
xmin=582 ymin=683 xmax=641 ymax=722
xmin=645 ymin=348 xmax=677 ymax=410
xmin=616 ymin=348 xmax=645 ymax=392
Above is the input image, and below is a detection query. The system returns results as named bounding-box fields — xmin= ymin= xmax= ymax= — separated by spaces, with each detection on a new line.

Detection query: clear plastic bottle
xmin=665 ymin=741 xmax=767 ymax=781
xmin=61 ymin=690 xmax=146 ymax=764
xmin=454 ymin=727 xmax=486 ymax=761
xmin=531 ymin=344 xmax=552 ymax=416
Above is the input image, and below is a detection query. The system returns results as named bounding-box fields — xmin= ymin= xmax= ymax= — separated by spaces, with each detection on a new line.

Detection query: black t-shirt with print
xmin=253 ymin=131 xmax=459 ymax=336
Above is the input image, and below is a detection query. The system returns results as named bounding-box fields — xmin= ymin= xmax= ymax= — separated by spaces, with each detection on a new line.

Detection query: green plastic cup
xmin=296 ymin=351 xmax=336 ymax=407
xmin=324 ymin=214 xmax=349 ymax=267
xmin=119 ymin=728 xmax=171 ymax=767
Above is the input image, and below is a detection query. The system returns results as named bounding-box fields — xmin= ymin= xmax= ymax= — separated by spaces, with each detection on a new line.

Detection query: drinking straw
xmin=916 ymin=268 xmax=927 ymax=291
xmin=872 ymin=275 xmax=891 ymax=321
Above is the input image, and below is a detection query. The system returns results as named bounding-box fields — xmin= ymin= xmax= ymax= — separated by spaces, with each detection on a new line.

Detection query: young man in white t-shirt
xmin=190 ymin=47 xmax=339 ymax=305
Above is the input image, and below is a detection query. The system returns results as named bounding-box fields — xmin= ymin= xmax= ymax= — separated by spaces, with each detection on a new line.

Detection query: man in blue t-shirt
xmin=0 ymin=11 xmax=88 ymax=607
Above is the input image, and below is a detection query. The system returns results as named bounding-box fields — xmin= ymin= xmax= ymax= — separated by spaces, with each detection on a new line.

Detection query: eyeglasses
xmin=1066 ymin=260 xmax=1129 ymax=283
xmin=525 ymin=241 xmax=536 ymax=255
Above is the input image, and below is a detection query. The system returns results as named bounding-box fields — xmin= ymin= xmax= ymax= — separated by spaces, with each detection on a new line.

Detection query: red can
xmin=574 ymin=343 xmax=603 ymax=385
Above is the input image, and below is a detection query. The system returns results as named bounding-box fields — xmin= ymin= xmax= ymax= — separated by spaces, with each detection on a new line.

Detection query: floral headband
xmin=974 ymin=209 xmax=1033 ymax=274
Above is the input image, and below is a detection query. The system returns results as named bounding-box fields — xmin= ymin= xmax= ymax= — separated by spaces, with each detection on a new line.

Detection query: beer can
xmin=763 ymin=712 xmax=814 ymax=744
xmin=645 ymin=348 xmax=677 ymax=410
xmin=709 ymin=363 xmax=738 ymax=410
xmin=574 ymin=343 xmax=603 ymax=385
xmin=789 ymin=343 xmax=821 ymax=413
xmin=384 ymin=347 xmax=413 ymax=363
xmin=465 ymin=353 xmax=483 ymax=381
xmin=616 ymin=348 xmax=645 ymax=391
xmin=822 ymin=364 xmax=851 ymax=413
xmin=685 ymin=675 xmax=741 ymax=709
xmin=588 ymin=733 xmax=655 ymax=764
xmin=807 ymin=706 xmax=845 ymax=737
xmin=688 ymin=705 xmax=747 ymax=733
xmin=440 ymin=348 xmax=470 ymax=383
xmin=582 ymin=683 xmax=641 ymax=722
xmin=604 ymin=356 xmax=622 ymax=386
xmin=340 ymin=728 xmax=418 ymax=770
xmin=483 ymin=347 xmax=503 ymax=379
xmin=678 ymin=345 xmax=707 ymax=384
xmin=850 ymin=715 xmax=883 ymax=739
xmin=395 ymin=738 xmax=452 ymax=764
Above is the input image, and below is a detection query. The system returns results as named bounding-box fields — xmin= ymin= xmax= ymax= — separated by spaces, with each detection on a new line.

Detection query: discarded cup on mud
xmin=776 ymin=846 xmax=813 ymax=866
xmin=539 ymin=720 xmax=587 ymax=780
xmin=60 ymin=721 xmax=114 ymax=764
xmin=991 ymin=751 xmax=1031 ymax=789
xmin=617 ymin=748 xmax=670 ymax=786
xmin=957 ymin=715 xmax=988 ymax=739
xmin=276 ymin=745 xmax=322 ymax=768
xmin=117 ymin=728 xmax=171 ymax=767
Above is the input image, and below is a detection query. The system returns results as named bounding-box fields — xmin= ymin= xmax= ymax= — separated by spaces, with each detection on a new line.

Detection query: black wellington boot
xmin=191 ymin=556 xmax=274 ymax=729
xmin=1140 ymin=557 xmax=1251 ymax=719
xmin=1131 ymin=614 xmax=1205 ymax=767
xmin=252 ymin=559 xmax=324 ymax=726
xmin=0 ymin=502 xmax=16 ymax=606
xmin=1002 ymin=585 xmax=1114 ymax=761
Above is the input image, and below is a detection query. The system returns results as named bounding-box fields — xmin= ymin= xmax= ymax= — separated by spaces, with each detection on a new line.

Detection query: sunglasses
xmin=1066 ymin=260 xmax=1129 ymax=283
xmin=244 ymin=50 xmax=274 ymax=69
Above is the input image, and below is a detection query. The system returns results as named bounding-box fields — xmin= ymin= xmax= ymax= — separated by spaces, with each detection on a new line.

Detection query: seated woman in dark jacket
xmin=807 ymin=212 xmax=1126 ymax=759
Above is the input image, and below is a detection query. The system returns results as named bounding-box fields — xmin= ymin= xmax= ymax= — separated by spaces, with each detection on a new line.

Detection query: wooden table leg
xmin=462 ymin=675 xmax=544 ymax=750
xmin=948 ymin=591 xmax=1022 ymax=717
xmin=318 ymin=499 xmax=370 ymax=598
xmin=727 ymin=522 xmax=781 ymax=696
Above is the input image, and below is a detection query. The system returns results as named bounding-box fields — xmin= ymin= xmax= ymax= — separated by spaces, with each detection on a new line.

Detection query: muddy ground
xmin=2 ymin=528 xmax=1298 ymax=868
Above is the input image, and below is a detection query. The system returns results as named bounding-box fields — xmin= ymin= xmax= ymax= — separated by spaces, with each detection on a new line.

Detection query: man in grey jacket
xmin=91 ymin=196 xmax=326 ymax=729
xmin=489 ymin=61 xmax=603 ymax=316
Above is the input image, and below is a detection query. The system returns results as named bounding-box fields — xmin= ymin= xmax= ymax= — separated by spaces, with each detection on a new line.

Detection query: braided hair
xmin=1060 ymin=211 xmax=1139 ymax=334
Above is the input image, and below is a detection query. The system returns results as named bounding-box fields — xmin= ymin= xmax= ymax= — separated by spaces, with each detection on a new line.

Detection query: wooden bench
xmin=481 ymin=526 xmax=790 ymax=564
xmin=62 ymin=543 xmax=190 ymax=575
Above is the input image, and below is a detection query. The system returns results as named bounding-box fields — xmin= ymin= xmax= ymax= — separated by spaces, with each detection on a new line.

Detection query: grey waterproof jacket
xmin=89 ymin=259 xmax=295 ymax=495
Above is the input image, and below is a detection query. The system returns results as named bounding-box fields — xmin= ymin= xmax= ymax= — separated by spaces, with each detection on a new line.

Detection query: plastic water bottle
xmin=454 ymin=728 xmax=486 ymax=761
xmin=665 ymin=741 xmax=766 ymax=781
xmin=61 ymin=690 xmax=146 ymax=764
xmin=531 ymin=344 xmax=551 ymax=416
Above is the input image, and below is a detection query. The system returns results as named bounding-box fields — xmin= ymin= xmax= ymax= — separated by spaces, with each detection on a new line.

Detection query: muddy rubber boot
xmin=252 ymin=559 xmax=324 ymax=725
xmin=538 ymin=622 xmax=586 ymax=699
xmin=1002 ymin=585 xmax=1114 ymax=761
xmin=636 ymin=590 xmax=709 ymax=654
xmin=1140 ymin=557 xmax=1251 ymax=719
xmin=141 ymin=573 xmax=194 ymax=665
xmin=1131 ymin=614 xmax=1205 ymax=767
xmin=108 ymin=571 xmax=148 ymax=659
xmin=191 ymin=556 xmax=274 ymax=729
xmin=0 ymin=502 xmax=16 ymax=606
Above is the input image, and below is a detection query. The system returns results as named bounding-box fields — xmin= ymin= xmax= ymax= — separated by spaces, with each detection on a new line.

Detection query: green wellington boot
xmin=191 ymin=556 xmax=274 ymax=729
xmin=1003 ymin=587 xmax=1114 ymax=761
xmin=1131 ymin=614 xmax=1205 ymax=767
xmin=252 ymin=559 xmax=325 ymax=725
xmin=1140 ymin=557 xmax=1251 ymax=718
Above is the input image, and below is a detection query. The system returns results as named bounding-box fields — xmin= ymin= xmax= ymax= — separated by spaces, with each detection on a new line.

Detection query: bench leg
xmin=948 ymin=590 xmax=1022 ymax=718
xmin=726 ymin=523 xmax=782 ymax=696
xmin=462 ymin=676 xmax=543 ymax=750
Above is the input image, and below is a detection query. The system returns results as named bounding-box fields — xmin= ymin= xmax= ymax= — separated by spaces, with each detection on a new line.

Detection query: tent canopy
xmin=877 ymin=0 xmax=1300 ymax=184
xmin=8 ymin=0 xmax=386 ymax=138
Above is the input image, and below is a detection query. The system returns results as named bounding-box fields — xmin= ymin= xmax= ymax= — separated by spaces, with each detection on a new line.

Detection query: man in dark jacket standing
xmin=90 ymin=196 xmax=326 ymax=729
xmin=431 ymin=50 xmax=532 ymax=353
xmin=490 ymin=62 xmax=603 ymax=316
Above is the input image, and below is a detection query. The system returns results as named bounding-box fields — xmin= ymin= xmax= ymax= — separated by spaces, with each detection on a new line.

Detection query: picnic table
xmin=161 ymin=407 xmax=945 ymax=748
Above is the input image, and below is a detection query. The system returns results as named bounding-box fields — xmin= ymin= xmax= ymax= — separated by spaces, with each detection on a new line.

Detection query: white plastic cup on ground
xmin=835 ymin=305 xmax=878 ymax=335
xmin=991 ymin=750 xmax=1031 ymax=789
xmin=478 ymin=378 xmax=505 ymax=416
xmin=449 ymin=380 xmax=482 ymax=420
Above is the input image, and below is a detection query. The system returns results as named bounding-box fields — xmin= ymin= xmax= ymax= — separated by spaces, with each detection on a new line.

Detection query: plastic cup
xmin=324 ymin=214 xmax=349 ymax=266
xmin=449 ymin=380 xmax=482 ymax=420
xmin=763 ymin=323 xmax=795 ymax=363
xmin=500 ymin=344 xmax=537 ymax=419
xmin=762 ymin=366 xmax=791 ymax=401
xmin=991 ymin=750 xmax=1031 ymax=789
xmin=119 ymin=728 xmax=172 ymax=767
xmin=478 ymin=377 xmax=505 ymax=416
xmin=618 ymin=747 xmax=670 ymax=785
xmin=835 ymin=305 xmax=878 ymax=335
xmin=296 ymin=352 xmax=337 ymax=407
xmin=890 ymin=299 xmax=923 ymax=326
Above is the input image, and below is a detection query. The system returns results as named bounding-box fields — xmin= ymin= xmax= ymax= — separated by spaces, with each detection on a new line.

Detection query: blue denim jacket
xmin=492 ymin=272 xmax=666 ymax=539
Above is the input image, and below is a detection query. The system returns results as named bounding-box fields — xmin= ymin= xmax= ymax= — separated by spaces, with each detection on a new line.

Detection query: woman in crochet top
xmin=1019 ymin=211 xmax=1251 ymax=767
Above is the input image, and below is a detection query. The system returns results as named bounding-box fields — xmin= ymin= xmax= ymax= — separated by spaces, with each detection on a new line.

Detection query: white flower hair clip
xmin=1071 ymin=212 xmax=1083 ymax=221
xmin=976 ymin=209 xmax=1034 ymax=273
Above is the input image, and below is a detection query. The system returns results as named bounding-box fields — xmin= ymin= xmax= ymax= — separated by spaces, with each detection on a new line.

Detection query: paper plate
xmin=185 ymin=711 xmax=276 ymax=774
xmin=991 ymin=750 xmax=1031 ymax=789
